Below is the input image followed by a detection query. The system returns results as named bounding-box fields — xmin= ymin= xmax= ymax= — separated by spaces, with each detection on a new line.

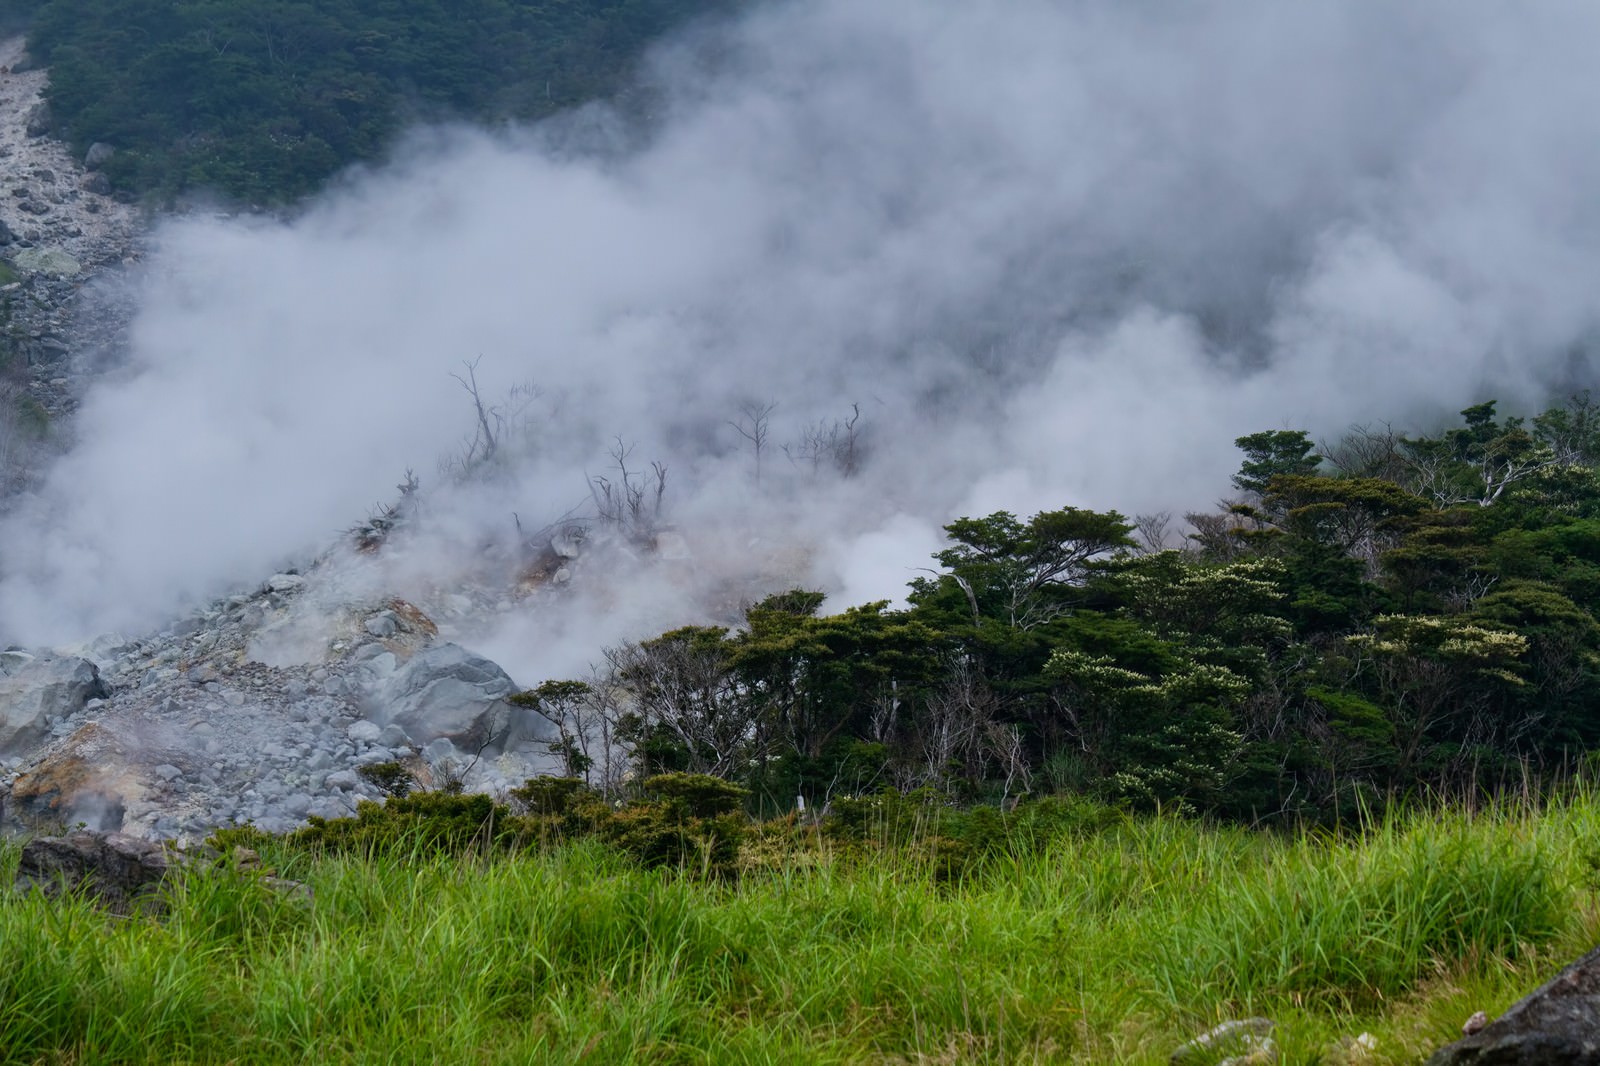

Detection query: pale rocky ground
xmin=0 ymin=36 xmax=140 ymax=267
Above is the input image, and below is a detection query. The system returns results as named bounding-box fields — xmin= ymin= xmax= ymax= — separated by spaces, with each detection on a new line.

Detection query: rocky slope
xmin=0 ymin=567 xmax=562 ymax=839
xmin=0 ymin=39 xmax=567 ymax=841
xmin=0 ymin=34 xmax=143 ymax=464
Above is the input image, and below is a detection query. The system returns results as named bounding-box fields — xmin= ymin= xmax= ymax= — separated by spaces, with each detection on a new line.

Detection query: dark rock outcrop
xmin=1427 ymin=946 xmax=1600 ymax=1065
xmin=15 ymin=830 xmax=174 ymax=912
xmin=14 ymin=829 xmax=312 ymax=912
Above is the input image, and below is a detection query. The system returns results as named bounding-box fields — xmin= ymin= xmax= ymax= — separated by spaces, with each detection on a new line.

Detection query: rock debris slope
xmin=1 ymin=566 xmax=564 ymax=839
xmin=0 ymin=38 xmax=563 ymax=840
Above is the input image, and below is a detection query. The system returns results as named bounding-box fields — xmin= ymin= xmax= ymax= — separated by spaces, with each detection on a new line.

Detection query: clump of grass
xmin=0 ymin=793 xmax=1593 ymax=1063
xmin=1147 ymin=808 xmax=1563 ymax=1011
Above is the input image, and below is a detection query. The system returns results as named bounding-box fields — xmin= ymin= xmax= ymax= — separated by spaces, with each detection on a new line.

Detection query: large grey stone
xmin=0 ymin=656 xmax=109 ymax=757
xmin=1427 ymin=945 xmax=1600 ymax=1065
xmin=1172 ymin=1018 xmax=1275 ymax=1065
xmin=83 ymin=142 xmax=115 ymax=170
xmin=11 ymin=246 xmax=81 ymax=277
xmin=375 ymin=642 xmax=539 ymax=751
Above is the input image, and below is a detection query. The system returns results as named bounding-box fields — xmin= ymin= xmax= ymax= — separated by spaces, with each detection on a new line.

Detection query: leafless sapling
xmin=729 ymin=399 xmax=776 ymax=484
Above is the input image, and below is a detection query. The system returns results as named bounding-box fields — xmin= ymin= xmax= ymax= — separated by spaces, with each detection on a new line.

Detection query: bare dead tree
xmin=897 ymin=655 xmax=994 ymax=792
xmin=729 ymin=400 xmax=776 ymax=484
xmin=984 ymin=721 xmax=1033 ymax=807
xmin=451 ymin=356 xmax=498 ymax=466
xmin=1184 ymin=509 xmax=1256 ymax=561
xmin=605 ymin=632 xmax=760 ymax=779
xmin=651 ymin=461 xmax=668 ymax=515
xmin=588 ymin=437 xmax=668 ymax=536
xmin=783 ymin=403 xmax=864 ymax=479
xmin=350 ymin=469 xmax=420 ymax=552
xmin=837 ymin=402 xmax=862 ymax=477
xmin=1319 ymin=422 xmax=1409 ymax=482
xmin=868 ymin=679 xmax=902 ymax=747
xmin=582 ymin=668 xmax=631 ymax=796
xmin=446 ymin=357 xmax=538 ymax=478
xmin=429 ymin=705 xmax=512 ymax=793
xmin=1133 ymin=511 xmax=1173 ymax=554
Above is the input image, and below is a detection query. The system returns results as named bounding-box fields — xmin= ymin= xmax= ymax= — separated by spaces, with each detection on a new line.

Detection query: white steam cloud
xmin=4 ymin=0 xmax=1600 ymax=679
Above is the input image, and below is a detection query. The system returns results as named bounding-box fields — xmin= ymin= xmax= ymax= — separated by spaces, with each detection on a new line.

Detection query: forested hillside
xmin=0 ymin=0 xmax=735 ymax=202
xmin=523 ymin=397 xmax=1600 ymax=825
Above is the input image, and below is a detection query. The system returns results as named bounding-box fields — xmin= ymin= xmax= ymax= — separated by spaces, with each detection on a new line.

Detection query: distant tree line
xmin=2 ymin=0 xmax=737 ymax=203
xmin=519 ymin=396 xmax=1600 ymax=825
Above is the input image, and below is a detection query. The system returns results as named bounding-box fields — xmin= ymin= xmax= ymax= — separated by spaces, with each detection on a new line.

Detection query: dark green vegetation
xmin=532 ymin=397 xmax=1600 ymax=826
xmin=3 ymin=0 xmax=736 ymax=203
xmin=5 ymin=793 xmax=1598 ymax=1063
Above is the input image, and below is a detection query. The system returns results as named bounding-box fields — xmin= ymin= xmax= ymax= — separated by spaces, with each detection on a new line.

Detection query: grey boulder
xmin=0 ymin=656 xmax=109 ymax=757
xmin=23 ymin=101 xmax=51 ymax=137
xmin=374 ymin=643 xmax=540 ymax=751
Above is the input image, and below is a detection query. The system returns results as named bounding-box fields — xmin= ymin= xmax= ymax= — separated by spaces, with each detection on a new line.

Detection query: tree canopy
xmin=12 ymin=0 xmax=737 ymax=203
xmin=522 ymin=395 xmax=1600 ymax=824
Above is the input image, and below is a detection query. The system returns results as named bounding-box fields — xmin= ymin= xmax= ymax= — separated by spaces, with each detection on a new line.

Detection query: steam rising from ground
xmin=5 ymin=0 xmax=1600 ymax=680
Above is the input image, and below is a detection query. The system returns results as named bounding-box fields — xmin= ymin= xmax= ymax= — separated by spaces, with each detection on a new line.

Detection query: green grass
xmin=4 ymin=795 xmax=1599 ymax=1064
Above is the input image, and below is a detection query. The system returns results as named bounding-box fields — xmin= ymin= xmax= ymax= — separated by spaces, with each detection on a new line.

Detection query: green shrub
xmin=822 ymin=787 xmax=943 ymax=847
xmin=597 ymin=773 xmax=751 ymax=877
xmin=355 ymin=760 xmax=415 ymax=797
xmin=508 ymin=775 xmax=592 ymax=816
xmin=642 ymin=772 xmax=748 ymax=817
xmin=290 ymin=792 xmax=509 ymax=858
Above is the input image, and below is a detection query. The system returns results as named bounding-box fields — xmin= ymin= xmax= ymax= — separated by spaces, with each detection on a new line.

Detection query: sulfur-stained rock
xmin=8 ymin=722 xmax=146 ymax=831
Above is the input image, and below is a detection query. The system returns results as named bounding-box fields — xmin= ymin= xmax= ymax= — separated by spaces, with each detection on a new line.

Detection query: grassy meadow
xmin=3 ymin=794 xmax=1599 ymax=1065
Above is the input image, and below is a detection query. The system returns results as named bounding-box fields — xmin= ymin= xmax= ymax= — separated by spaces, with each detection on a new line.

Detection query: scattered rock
xmin=83 ymin=142 xmax=113 ymax=170
xmin=0 ymin=648 xmax=35 ymax=673
xmin=1172 ymin=1019 xmax=1276 ymax=1066
xmin=1426 ymin=946 xmax=1600 ymax=1064
xmin=15 ymin=829 xmax=312 ymax=913
xmin=346 ymin=720 xmax=381 ymax=744
xmin=1325 ymin=1032 xmax=1378 ymax=1065
xmin=265 ymin=573 xmax=304 ymax=593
